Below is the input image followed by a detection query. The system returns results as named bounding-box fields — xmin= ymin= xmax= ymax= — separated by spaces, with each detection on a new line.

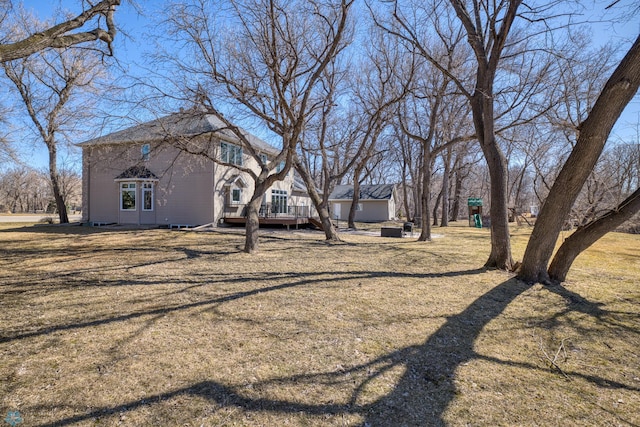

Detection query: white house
xmin=328 ymin=184 xmax=398 ymax=222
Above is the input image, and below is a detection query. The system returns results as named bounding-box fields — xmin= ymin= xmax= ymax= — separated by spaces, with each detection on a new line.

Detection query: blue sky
xmin=8 ymin=0 xmax=640 ymax=171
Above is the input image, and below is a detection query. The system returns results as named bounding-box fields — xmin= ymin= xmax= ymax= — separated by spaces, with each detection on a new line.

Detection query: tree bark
xmin=347 ymin=172 xmax=362 ymax=229
xmin=470 ymin=85 xmax=513 ymax=269
xmin=449 ymin=0 xmax=521 ymax=270
xmin=47 ymin=144 xmax=68 ymax=224
xmin=450 ymin=166 xmax=463 ymax=221
xmin=432 ymin=188 xmax=441 ymax=226
xmin=440 ymin=148 xmax=452 ymax=227
xmin=0 ymin=0 xmax=120 ymax=62
xmin=243 ymin=188 xmax=266 ymax=254
xmin=518 ymin=35 xmax=640 ymax=284
xmin=418 ymin=150 xmax=432 ymax=241
xmin=482 ymin=141 xmax=513 ymax=269
xmin=294 ymin=155 xmax=340 ymax=241
xmin=547 ymin=187 xmax=640 ymax=283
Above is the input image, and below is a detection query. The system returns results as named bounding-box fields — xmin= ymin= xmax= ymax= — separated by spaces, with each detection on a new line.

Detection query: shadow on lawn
xmin=0 ymin=268 xmax=485 ymax=345
xmin=4 ymin=228 xmax=638 ymax=425
xmin=29 ymin=276 xmax=640 ymax=427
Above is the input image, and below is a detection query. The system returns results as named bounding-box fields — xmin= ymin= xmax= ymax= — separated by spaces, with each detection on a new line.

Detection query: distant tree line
xmin=0 ymin=166 xmax=81 ymax=214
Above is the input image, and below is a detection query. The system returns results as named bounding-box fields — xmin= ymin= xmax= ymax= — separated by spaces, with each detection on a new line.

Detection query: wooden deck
xmin=222 ymin=204 xmax=320 ymax=229
xmin=223 ymin=216 xmax=313 ymax=229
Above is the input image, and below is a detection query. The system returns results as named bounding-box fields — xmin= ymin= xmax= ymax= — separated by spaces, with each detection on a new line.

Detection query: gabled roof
xmin=78 ymin=109 xmax=279 ymax=155
xmin=329 ymin=184 xmax=396 ymax=201
xmin=225 ymin=174 xmax=248 ymax=188
xmin=115 ymin=165 xmax=159 ymax=181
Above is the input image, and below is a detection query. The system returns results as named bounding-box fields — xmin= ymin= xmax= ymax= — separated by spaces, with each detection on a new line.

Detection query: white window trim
xmin=231 ymin=187 xmax=242 ymax=204
xmin=271 ymin=189 xmax=288 ymax=214
xmin=142 ymin=182 xmax=154 ymax=211
xmin=221 ymin=142 xmax=243 ymax=166
xmin=120 ymin=182 xmax=136 ymax=211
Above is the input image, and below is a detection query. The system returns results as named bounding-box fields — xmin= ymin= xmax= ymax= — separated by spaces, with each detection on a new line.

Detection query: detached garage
xmin=329 ymin=184 xmax=398 ymax=222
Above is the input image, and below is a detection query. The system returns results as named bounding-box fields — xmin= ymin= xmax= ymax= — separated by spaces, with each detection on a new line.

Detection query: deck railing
xmin=223 ymin=204 xmax=310 ymax=219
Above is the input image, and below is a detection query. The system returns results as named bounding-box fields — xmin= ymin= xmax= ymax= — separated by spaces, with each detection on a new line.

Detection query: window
xmin=271 ymin=189 xmax=288 ymax=214
xmin=355 ymin=203 xmax=363 ymax=211
xmin=120 ymin=183 xmax=136 ymax=210
xmin=260 ymin=153 xmax=268 ymax=166
xmin=141 ymin=144 xmax=151 ymax=161
xmin=231 ymin=188 xmax=241 ymax=204
xmin=276 ymin=161 xmax=285 ymax=173
xmin=142 ymin=182 xmax=154 ymax=211
xmin=220 ymin=142 xmax=243 ymax=166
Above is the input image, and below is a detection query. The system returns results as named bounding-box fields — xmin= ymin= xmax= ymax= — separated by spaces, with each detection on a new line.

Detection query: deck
xmin=223 ymin=216 xmax=311 ymax=228
xmin=222 ymin=204 xmax=318 ymax=229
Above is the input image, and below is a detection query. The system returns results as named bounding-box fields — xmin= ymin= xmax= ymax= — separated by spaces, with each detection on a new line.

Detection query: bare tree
xmin=0 ymin=0 xmax=120 ymax=62
xmin=518 ymin=34 xmax=640 ymax=284
xmin=343 ymin=35 xmax=408 ymax=229
xmin=3 ymin=26 xmax=107 ymax=223
xmin=0 ymin=166 xmax=51 ymax=213
xmin=396 ymin=54 xmax=473 ymax=240
xmin=293 ymin=60 xmax=346 ymax=241
xmin=163 ymin=0 xmax=353 ymax=253
xmin=0 ymin=104 xmax=16 ymax=165
xmin=392 ymin=124 xmax=421 ymax=221
xmin=376 ymin=0 xmax=559 ymax=268
xmin=295 ymin=101 xmax=351 ymax=240
xmin=547 ymin=187 xmax=640 ymax=282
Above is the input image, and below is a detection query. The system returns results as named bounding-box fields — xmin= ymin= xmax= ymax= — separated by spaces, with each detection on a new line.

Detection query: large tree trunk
xmin=470 ymin=90 xmax=513 ymax=270
xmin=483 ymin=143 xmax=513 ymax=269
xmin=450 ymin=166 xmax=463 ymax=221
xmin=440 ymin=149 xmax=451 ymax=227
xmin=243 ymin=190 xmax=264 ymax=254
xmin=50 ymin=175 xmax=68 ymax=223
xmin=448 ymin=0 xmax=521 ymax=270
xmin=548 ymin=187 xmax=640 ymax=283
xmin=518 ymin=35 xmax=640 ymax=284
xmin=347 ymin=177 xmax=361 ymax=229
xmin=418 ymin=151 xmax=432 ymax=241
xmin=294 ymin=155 xmax=340 ymax=241
xmin=47 ymin=144 xmax=68 ymax=224
xmin=432 ymin=188 xmax=441 ymax=226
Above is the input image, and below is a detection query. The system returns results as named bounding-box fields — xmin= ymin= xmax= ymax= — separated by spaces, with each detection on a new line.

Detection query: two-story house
xmin=78 ymin=109 xmax=311 ymax=228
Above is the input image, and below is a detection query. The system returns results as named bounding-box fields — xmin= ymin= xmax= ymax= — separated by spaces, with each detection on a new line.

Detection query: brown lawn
xmin=0 ymin=222 xmax=638 ymax=426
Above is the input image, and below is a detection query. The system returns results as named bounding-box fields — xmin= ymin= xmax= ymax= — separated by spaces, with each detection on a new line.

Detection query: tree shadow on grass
xmin=0 ymin=268 xmax=485 ymax=345
xmin=31 ymin=278 xmax=523 ymax=426
xmin=31 ymin=277 xmax=640 ymax=427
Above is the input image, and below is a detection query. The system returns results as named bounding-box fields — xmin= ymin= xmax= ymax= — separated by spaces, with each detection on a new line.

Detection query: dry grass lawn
xmin=0 ymin=222 xmax=638 ymax=426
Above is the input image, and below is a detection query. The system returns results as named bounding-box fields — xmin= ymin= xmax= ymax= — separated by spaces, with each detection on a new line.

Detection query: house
xmin=328 ymin=184 xmax=398 ymax=222
xmin=77 ymin=109 xmax=312 ymax=227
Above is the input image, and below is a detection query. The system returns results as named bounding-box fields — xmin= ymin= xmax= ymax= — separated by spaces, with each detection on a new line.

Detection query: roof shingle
xmin=329 ymin=184 xmax=396 ymax=200
xmin=78 ymin=109 xmax=279 ymax=155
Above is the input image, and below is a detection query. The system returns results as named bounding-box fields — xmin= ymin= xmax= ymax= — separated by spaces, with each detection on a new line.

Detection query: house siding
xmin=332 ymin=200 xmax=394 ymax=222
xmin=84 ymin=142 xmax=215 ymax=226
xmin=83 ymin=138 xmax=299 ymax=226
xmin=328 ymin=184 xmax=398 ymax=222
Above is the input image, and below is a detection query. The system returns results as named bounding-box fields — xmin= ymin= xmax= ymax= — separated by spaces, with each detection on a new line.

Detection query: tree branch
xmin=0 ymin=0 xmax=120 ymax=62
